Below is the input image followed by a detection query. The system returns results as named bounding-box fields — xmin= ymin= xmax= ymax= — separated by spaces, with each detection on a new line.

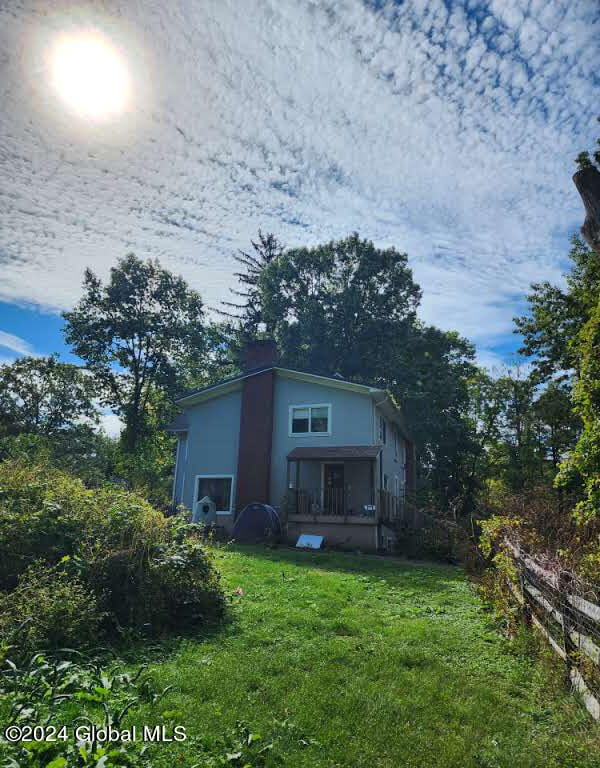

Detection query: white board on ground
xmin=296 ymin=534 xmax=323 ymax=549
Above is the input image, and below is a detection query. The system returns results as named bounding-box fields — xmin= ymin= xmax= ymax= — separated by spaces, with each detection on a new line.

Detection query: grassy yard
xmin=135 ymin=546 xmax=600 ymax=768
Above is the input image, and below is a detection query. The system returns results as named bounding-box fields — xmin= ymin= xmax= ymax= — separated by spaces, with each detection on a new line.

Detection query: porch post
xmin=286 ymin=458 xmax=290 ymax=512
xmin=295 ymin=459 xmax=300 ymax=515
xmin=371 ymin=458 xmax=377 ymax=521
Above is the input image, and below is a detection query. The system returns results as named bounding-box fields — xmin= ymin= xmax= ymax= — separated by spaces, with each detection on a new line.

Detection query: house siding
xmin=376 ymin=407 xmax=408 ymax=494
xmin=172 ymin=435 xmax=188 ymax=506
xmin=178 ymin=389 xmax=242 ymax=529
xmin=269 ymin=374 xmax=374 ymax=508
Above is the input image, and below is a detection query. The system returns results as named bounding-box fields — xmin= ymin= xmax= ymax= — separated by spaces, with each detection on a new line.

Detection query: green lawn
xmin=136 ymin=546 xmax=600 ymax=768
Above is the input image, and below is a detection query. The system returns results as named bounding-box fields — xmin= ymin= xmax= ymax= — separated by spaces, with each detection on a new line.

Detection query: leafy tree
xmin=0 ymin=355 xmax=120 ymax=485
xmin=462 ymin=370 xmax=508 ymax=508
xmin=556 ymin=298 xmax=600 ymax=524
xmin=515 ymin=236 xmax=600 ymax=380
xmin=258 ymin=233 xmax=422 ymax=379
xmin=532 ymin=382 xmax=580 ymax=475
xmin=0 ymin=354 xmax=98 ymax=436
xmin=253 ymin=233 xmax=478 ymax=511
xmin=63 ymin=254 xmax=205 ymax=452
xmin=179 ymin=321 xmax=242 ymax=391
xmin=396 ymin=326 xmax=477 ymax=510
xmin=0 ymin=429 xmax=119 ymax=487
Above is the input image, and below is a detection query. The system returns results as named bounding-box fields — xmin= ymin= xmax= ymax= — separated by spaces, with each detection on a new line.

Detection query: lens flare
xmin=51 ymin=32 xmax=130 ymax=120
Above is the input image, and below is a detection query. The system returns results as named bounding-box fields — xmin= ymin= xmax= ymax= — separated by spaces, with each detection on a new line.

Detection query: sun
xmin=51 ymin=32 xmax=130 ymax=120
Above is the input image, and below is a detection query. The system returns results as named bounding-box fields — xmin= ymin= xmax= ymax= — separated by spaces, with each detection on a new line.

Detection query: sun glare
xmin=51 ymin=32 xmax=130 ymax=120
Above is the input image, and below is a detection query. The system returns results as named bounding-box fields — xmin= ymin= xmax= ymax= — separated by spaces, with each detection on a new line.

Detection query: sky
xmin=1 ymin=0 xmax=599 ymax=380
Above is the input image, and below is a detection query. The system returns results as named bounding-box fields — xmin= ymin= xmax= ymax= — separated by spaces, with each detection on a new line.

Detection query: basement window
xmin=289 ymin=404 xmax=331 ymax=436
xmin=195 ymin=475 xmax=234 ymax=514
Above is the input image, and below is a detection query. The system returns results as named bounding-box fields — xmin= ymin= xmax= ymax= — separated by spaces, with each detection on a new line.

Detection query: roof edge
xmin=175 ymin=368 xmax=408 ymax=435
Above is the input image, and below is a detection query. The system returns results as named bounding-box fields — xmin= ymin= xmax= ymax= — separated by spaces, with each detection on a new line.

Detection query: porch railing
xmin=377 ymin=489 xmax=407 ymax=523
xmin=286 ymin=487 xmax=407 ymax=520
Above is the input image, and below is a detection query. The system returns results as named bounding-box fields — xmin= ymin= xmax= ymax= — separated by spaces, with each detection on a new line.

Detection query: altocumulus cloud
xmin=0 ymin=0 xmax=598 ymax=363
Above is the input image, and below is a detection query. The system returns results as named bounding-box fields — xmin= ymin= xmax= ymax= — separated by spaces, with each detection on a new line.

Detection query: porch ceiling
xmin=287 ymin=445 xmax=383 ymax=461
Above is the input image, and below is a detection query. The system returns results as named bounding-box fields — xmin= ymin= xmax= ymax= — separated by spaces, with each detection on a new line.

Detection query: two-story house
xmin=168 ymin=340 xmax=416 ymax=552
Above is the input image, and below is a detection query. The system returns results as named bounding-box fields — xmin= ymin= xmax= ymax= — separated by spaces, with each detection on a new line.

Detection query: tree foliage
xmin=556 ymin=298 xmax=600 ymax=524
xmin=63 ymin=253 xmax=205 ymax=452
xmin=0 ymin=354 xmax=98 ymax=436
xmin=245 ymin=233 xmax=479 ymax=510
xmin=258 ymin=233 xmax=422 ymax=379
xmin=221 ymin=230 xmax=283 ymax=336
xmin=515 ymin=236 xmax=600 ymax=381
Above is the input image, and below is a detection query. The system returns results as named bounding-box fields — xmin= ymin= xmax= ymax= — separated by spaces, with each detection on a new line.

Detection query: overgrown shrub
xmin=87 ymin=521 xmax=226 ymax=636
xmin=478 ymin=486 xmax=600 ymax=586
xmin=0 ymin=462 xmax=89 ymax=590
xmin=0 ymin=562 xmax=102 ymax=653
xmin=0 ymin=460 xmax=225 ymax=647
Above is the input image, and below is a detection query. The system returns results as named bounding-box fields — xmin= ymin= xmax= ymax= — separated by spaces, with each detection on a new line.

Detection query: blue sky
xmin=1 ymin=0 xmax=599 ymax=375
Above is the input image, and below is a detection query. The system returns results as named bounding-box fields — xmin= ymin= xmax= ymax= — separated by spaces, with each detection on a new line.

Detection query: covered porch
xmin=285 ymin=445 xmax=405 ymax=524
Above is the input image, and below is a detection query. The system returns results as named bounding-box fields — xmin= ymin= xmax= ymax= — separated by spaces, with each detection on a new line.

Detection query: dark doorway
xmin=324 ymin=463 xmax=345 ymax=515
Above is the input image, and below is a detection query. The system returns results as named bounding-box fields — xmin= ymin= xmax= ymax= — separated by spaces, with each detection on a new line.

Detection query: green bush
xmin=0 ymin=640 xmax=158 ymax=768
xmin=86 ymin=521 xmax=226 ymax=636
xmin=0 ymin=462 xmax=89 ymax=590
xmin=0 ymin=562 xmax=102 ymax=653
xmin=0 ymin=460 xmax=225 ymax=647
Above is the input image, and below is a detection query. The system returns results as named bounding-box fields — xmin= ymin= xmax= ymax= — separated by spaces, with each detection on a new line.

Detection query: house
xmin=168 ymin=340 xmax=417 ymax=552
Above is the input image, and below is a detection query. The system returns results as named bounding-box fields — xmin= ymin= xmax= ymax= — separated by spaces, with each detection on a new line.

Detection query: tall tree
xmin=0 ymin=355 xmax=114 ymax=484
xmin=532 ymin=382 xmax=580 ymax=476
xmin=255 ymin=233 xmax=478 ymax=511
xmin=515 ymin=236 xmax=600 ymax=381
xmin=63 ymin=254 xmax=205 ymax=452
xmin=221 ymin=230 xmax=283 ymax=335
xmin=0 ymin=355 xmax=98 ymax=436
xmin=258 ymin=233 xmax=422 ymax=379
xmin=556 ymin=298 xmax=600 ymax=524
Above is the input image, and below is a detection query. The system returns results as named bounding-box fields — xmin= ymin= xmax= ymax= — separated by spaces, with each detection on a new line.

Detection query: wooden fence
xmin=504 ymin=539 xmax=600 ymax=720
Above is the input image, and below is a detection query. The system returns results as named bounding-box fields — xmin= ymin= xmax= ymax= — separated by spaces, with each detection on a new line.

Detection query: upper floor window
xmin=289 ymin=404 xmax=331 ymax=435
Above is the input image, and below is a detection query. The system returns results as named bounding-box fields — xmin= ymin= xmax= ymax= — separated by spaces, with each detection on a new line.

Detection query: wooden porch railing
xmin=286 ymin=487 xmax=407 ymax=520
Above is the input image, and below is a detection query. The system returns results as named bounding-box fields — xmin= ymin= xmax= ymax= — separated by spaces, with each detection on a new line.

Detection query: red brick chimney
xmin=240 ymin=338 xmax=278 ymax=371
xmin=235 ymin=340 xmax=278 ymax=512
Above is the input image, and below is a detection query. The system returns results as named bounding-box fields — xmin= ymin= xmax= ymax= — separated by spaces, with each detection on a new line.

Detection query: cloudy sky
xmin=1 ymin=0 xmax=599 ymax=373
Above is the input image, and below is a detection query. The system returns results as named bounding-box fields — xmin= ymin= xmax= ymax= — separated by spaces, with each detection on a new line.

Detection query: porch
xmin=285 ymin=445 xmax=405 ymax=524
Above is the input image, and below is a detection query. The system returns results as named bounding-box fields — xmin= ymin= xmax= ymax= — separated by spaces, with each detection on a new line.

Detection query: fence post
xmin=558 ymin=571 xmax=574 ymax=683
xmin=518 ymin=561 xmax=532 ymax=627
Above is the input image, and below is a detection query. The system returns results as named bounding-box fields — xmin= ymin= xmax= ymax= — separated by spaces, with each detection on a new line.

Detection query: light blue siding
xmin=172 ymin=435 xmax=187 ymax=506
xmin=269 ymin=374 xmax=375 ymax=506
xmin=377 ymin=408 xmax=407 ymax=495
xmin=179 ymin=389 xmax=242 ymax=513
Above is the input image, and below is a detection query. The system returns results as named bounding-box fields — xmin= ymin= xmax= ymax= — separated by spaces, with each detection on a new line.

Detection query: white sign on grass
xmin=296 ymin=534 xmax=323 ymax=549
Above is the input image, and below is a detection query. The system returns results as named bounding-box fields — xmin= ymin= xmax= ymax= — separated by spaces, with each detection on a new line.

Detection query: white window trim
xmin=288 ymin=403 xmax=332 ymax=437
xmin=194 ymin=474 xmax=235 ymax=515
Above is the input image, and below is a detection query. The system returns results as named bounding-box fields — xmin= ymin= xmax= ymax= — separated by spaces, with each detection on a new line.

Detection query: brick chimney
xmin=240 ymin=338 xmax=278 ymax=371
xmin=235 ymin=339 xmax=278 ymax=511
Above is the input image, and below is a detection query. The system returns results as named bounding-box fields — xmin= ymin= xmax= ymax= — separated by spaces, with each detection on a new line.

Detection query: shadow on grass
xmin=216 ymin=543 xmax=465 ymax=591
